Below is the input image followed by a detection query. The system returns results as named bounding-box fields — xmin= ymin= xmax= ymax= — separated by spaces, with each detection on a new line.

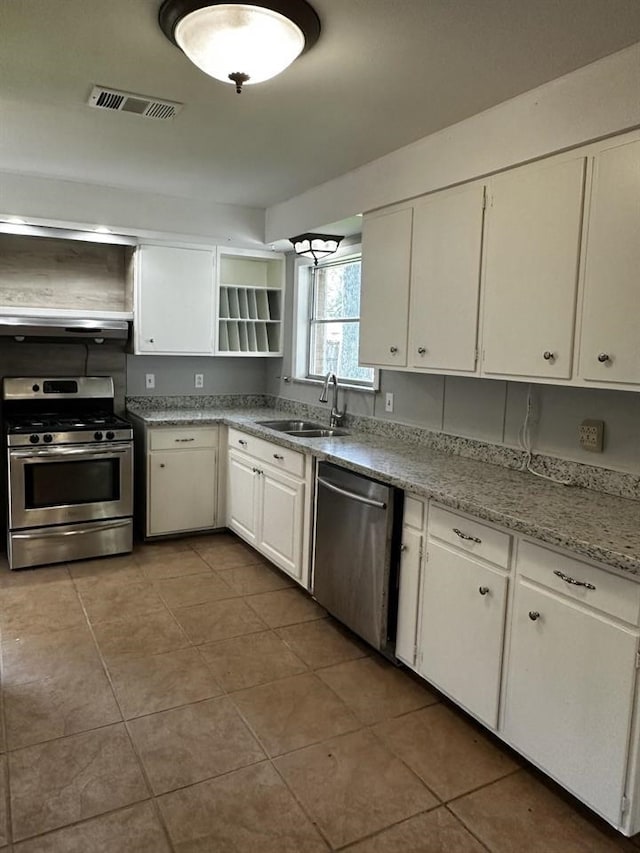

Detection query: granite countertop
xmin=128 ymin=406 xmax=640 ymax=578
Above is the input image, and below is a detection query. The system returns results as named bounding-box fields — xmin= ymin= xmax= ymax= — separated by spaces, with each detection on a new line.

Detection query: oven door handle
xmin=10 ymin=447 xmax=130 ymax=459
xmin=12 ymin=520 xmax=132 ymax=540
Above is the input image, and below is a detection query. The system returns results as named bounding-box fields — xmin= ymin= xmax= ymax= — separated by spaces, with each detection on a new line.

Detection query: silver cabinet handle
xmin=543 ymin=351 xmax=555 ymax=361
xmin=553 ymin=569 xmax=596 ymax=590
xmin=453 ymin=528 xmax=482 ymax=544
xmin=238 ymin=439 xmax=248 ymax=446
xmin=175 ymin=438 xmax=195 ymax=443
xmin=529 ymin=611 xmax=541 ymax=621
xmin=389 ymin=346 xmax=398 ymax=354
xmin=479 ymin=586 xmax=489 ymax=596
xmin=417 ymin=347 xmax=426 ymax=355
xmin=273 ymin=453 xmax=284 ymax=460
xmin=598 ymin=353 xmax=610 ymax=363
xmin=252 ymin=467 xmax=262 ymax=475
xmin=400 ymin=544 xmax=407 ymax=552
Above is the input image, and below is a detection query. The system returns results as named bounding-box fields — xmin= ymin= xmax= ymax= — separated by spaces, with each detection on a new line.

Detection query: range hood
xmin=0 ymin=315 xmax=130 ymax=343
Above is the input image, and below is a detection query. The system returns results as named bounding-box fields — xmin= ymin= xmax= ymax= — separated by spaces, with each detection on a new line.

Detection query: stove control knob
xmin=43 ymin=434 xmax=53 ymax=443
xmin=29 ymin=434 xmax=40 ymax=444
xmin=106 ymin=431 xmax=115 ymax=440
xmin=32 ymin=384 xmax=40 ymax=392
xmin=94 ymin=431 xmax=104 ymax=441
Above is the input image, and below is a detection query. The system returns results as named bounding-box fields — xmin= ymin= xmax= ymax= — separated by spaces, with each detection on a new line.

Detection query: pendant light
xmin=159 ymin=1 xmax=321 ymax=93
xmin=290 ymin=233 xmax=344 ymax=265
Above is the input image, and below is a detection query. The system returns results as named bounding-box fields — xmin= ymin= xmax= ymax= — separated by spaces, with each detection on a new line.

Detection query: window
xmin=306 ymin=257 xmax=374 ymax=387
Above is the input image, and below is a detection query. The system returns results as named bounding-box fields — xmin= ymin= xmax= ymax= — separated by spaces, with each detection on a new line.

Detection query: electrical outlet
xmin=194 ymin=373 xmax=204 ymax=389
xmin=579 ymin=419 xmax=604 ymax=452
xmin=145 ymin=373 xmax=155 ymax=390
xmin=385 ymin=392 xmax=394 ymax=413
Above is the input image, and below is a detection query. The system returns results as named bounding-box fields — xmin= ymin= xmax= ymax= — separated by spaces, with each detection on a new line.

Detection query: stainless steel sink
xmin=287 ymin=428 xmax=350 ymax=438
xmin=257 ymin=419 xmax=325 ymax=432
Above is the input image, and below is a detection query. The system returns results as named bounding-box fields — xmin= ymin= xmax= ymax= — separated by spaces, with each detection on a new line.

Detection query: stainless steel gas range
xmin=3 ymin=377 xmax=133 ymax=569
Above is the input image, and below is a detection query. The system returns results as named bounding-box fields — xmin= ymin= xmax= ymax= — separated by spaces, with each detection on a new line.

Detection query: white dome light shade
xmin=175 ymin=4 xmax=305 ymax=86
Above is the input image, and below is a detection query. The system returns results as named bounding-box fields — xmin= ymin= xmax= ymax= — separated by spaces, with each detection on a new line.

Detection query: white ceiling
xmin=2 ymin=1 xmax=640 ymax=210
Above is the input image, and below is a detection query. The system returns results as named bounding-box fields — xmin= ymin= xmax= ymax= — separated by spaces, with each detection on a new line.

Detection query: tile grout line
xmin=442 ymin=803 xmax=494 ymax=853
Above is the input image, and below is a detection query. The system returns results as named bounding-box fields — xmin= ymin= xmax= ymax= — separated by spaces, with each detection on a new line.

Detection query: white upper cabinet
xmin=408 ymin=183 xmax=484 ymax=373
xmin=359 ymin=206 xmax=412 ymax=367
xmin=579 ymin=139 xmax=640 ymax=387
xmin=481 ymin=156 xmax=586 ymax=380
xmin=135 ymin=244 xmax=215 ymax=355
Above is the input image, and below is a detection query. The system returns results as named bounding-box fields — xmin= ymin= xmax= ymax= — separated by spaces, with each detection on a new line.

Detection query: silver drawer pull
xmin=252 ymin=467 xmax=263 ymax=475
xmin=453 ymin=528 xmax=482 ymax=544
xmin=175 ymin=438 xmax=195 ymax=443
xmin=529 ymin=611 xmax=541 ymax=621
xmin=273 ymin=453 xmax=284 ymax=460
xmin=553 ymin=569 xmax=596 ymax=590
xmin=478 ymin=586 xmax=490 ymax=596
xmin=238 ymin=439 xmax=248 ymax=446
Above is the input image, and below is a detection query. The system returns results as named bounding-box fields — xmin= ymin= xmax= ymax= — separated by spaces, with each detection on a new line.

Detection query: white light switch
xmin=145 ymin=373 xmax=155 ymax=390
xmin=194 ymin=373 xmax=204 ymax=389
xmin=385 ymin=392 xmax=394 ymax=413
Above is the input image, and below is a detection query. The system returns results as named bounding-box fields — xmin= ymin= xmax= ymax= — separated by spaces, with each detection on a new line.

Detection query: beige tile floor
xmin=0 ymin=532 xmax=639 ymax=851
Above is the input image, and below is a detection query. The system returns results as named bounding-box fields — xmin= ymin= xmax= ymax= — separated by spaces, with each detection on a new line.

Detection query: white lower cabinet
xmin=503 ymin=576 xmax=638 ymax=824
xmin=397 ymin=503 xmax=640 ymax=835
xmin=226 ymin=428 xmax=312 ymax=587
xmin=419 ymin=541 xmax=508 ymax=728
xmin=226 ymin=449 xmax=259 ymax=546
xmin=146 ymin=426 xmax=219 ymax=536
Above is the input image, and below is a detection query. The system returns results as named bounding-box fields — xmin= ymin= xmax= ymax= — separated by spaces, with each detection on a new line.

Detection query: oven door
xmin=8 ymin=443 xmax=133 ymax=530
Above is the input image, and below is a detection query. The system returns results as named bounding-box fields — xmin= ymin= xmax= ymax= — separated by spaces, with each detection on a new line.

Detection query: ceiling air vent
xmin=87 ymin=86 xmax=183 ymax=120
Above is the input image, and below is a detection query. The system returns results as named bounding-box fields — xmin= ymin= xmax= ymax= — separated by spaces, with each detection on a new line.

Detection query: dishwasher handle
xmin=317 ymin=476 xmax=387 ymax=509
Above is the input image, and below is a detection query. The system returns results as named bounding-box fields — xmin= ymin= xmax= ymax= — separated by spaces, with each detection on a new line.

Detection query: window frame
xmin=292 ymin=243 xmax=379 ymax=393
xmin=306 ymin=255 xmax=373 ymax=388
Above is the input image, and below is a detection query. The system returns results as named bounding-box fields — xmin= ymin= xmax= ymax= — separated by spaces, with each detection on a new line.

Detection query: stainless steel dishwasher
xmin=313 ymin=462 xmax=402 ymax=656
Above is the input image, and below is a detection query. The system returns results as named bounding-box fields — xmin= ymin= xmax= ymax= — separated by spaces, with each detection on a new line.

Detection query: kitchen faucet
xmin=319 ymin=372 xmax=345 ymax=428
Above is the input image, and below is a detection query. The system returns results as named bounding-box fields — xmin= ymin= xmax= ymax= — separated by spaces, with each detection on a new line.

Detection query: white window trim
xmin=292 ymin=243 xmax=379 ymax=392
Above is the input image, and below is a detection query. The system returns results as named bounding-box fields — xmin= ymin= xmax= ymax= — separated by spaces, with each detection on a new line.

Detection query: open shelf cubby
xmin=216 ymin=248 xmax=285 ymax=356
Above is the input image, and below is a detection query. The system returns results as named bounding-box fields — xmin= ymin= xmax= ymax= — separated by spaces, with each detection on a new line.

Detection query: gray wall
xmin=126 ymin=354 xmax=268 ymax=398
xmin=266 ymin=255 xmax=640 ymax=475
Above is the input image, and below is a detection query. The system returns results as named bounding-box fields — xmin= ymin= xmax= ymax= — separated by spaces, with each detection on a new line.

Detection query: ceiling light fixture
xmin=158 ymin=1 xmax=321 ymax=93
xmin=290 ymin=233 xmax=343 ymax=265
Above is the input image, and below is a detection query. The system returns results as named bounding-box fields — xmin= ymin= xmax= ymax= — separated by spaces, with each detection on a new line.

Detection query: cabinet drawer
xmin=149 ymin=426 xmax=219 ymax=451
xmin=228 ymin=428 xmax=305 ymax=478
xmin=404 ymin=496 xmax=426 ymax=531
xmin=518 ymin=540 xmax=640 ymax=625
xmin=428 ymin=504 xmax=511 ymax=569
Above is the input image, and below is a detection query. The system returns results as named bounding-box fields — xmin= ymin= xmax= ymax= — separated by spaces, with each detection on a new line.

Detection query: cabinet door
xmin=418 ymin=541 xmax=508 ymax=727
xmin=136 ymin=245 xmax=214 ymax=355
xmin=359 ymin=207 xmax=412 ymax=367
xmin=482 ymin=157 xmax=585 ymax=379
xmin=504 ymin=580 xmax=638 ymax=823
xmin=226 ymin=449 xmax=259 ymax=545
xmin=395 ymin=526 xmax=423 ymax=668
xmin=579 ymin=139 xmax=640 ymax=386
xmin=408 ymin=184 xmax=484 ymax=372
xmin=148 ymin=448 xmax=217 ymax=536
xmin=258 ymin=466 xmax=305 ymax=581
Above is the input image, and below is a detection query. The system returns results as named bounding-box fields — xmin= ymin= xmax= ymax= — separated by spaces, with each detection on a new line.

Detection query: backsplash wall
xmin=0 ymin=340 xmax=127 ymax=410
xmin=126 ymin=355 xmax=268 ymax=398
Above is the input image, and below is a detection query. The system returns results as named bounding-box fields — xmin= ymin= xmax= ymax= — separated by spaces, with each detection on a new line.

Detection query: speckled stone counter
xmin=127 ymin=405 xmax=640 ymax=578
